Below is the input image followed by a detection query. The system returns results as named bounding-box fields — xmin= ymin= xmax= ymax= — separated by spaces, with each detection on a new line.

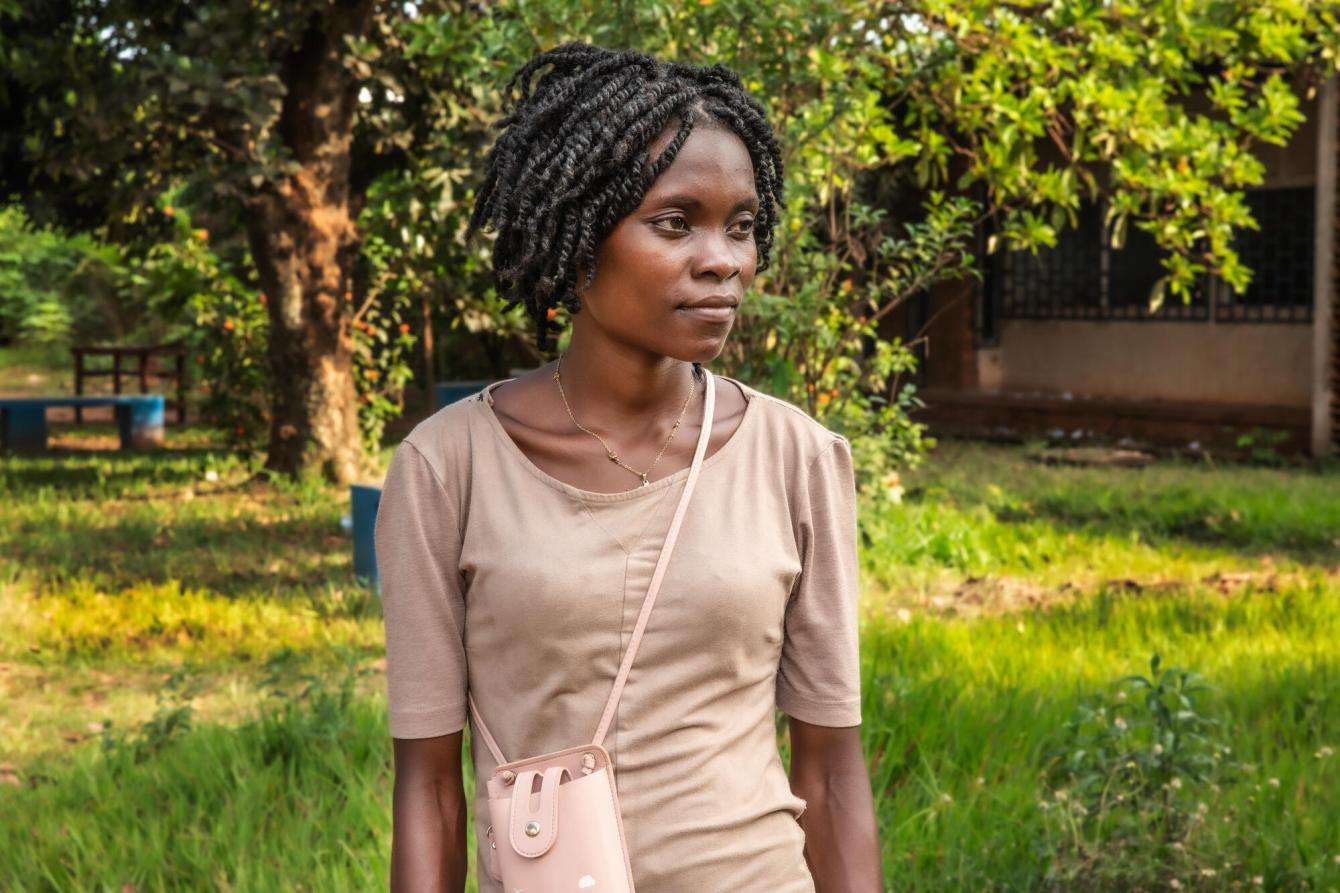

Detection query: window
xmin=988 ymin=199 xmax=1107 ymax=320
xmin=1212 ymin=186 xmax=1315 ymax=323
xmin=980 ymin=187 xmax=1314 ymax=326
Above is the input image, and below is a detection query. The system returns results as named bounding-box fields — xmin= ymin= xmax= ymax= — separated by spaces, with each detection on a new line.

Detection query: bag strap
xmin=468 ymin=367 xmax=717 ymax=768
xmin=590 ymin=367 xmax=715 ymax=751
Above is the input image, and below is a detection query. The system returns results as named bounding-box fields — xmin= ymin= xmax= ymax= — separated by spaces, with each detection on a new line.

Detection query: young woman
xmin=376 ymin=42 xmax=883 ymax=892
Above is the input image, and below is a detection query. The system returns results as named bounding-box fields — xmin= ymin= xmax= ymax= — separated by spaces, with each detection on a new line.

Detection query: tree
xmin=893 ymin=0 xmax=1340 ymax=307
xmin=6 ymin=0 xmax=1337 ymax=486
xmin=2 ymin=0 xmax=461 ymax=482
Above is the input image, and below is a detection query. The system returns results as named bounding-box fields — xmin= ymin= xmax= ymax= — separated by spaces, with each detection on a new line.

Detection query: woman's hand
xmin=391 ymin=732 xmax=469 ymax=893
xmin=788 ymin=718 xmax=884 ymax=892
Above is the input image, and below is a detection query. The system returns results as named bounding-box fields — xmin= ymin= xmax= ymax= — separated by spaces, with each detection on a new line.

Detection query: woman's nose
xmin=694 ymin=229 xmax=743 ymax=281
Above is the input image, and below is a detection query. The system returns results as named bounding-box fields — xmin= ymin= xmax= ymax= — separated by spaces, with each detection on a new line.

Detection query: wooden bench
xmin=72 ymin=344 xmax=188 ymax=425
xmin=0 ymin=395 xmax=166 ymax=452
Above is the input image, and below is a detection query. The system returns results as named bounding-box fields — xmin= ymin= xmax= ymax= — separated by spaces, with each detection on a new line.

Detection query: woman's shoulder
xmin=392 ymin=390 xmax=484 ymax=489
xmin=732 ymin=377 xmax=848 ymax=466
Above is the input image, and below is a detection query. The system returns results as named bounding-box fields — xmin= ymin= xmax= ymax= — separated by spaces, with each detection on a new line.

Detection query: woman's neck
xmin=553 ymin=341 xmax=701 ymax=424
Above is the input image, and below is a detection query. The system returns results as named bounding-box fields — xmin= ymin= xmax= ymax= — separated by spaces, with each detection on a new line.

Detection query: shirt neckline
xmin=476 ymin=371 xmax=759 ymax=503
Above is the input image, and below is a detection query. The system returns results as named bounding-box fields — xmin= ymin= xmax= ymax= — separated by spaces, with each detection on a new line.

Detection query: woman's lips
xmin=677 ymin=305 xmax=736 ymax=322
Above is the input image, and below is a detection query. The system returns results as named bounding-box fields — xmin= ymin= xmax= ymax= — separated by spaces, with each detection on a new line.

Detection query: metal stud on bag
xmin=525 ymin=820 xmax=541 ymax=837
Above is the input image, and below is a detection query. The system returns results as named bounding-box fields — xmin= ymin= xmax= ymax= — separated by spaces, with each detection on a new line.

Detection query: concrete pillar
xmin=1312 ymin=74 xmax=1336 ymax=457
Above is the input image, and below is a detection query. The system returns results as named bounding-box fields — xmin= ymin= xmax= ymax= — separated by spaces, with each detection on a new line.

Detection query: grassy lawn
xmin=0 ymin=395 xmax=1336 ymax=889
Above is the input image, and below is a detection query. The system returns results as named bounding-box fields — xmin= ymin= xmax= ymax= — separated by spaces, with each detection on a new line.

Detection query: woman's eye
xmin=656 ymin=216 xmax=690 ymax=232
xmin=734 ymin=219 xmax=756 ymax=236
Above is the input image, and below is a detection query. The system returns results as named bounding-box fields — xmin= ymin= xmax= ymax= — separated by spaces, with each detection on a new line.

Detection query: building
xmin=901 ymin=76 xmax=1337 ymax=457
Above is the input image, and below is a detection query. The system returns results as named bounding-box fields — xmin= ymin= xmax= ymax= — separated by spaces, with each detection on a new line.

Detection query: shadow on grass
xmin=983 ymin=494 xmax=1340 ymax=563
xmin=0 ymin=447 xmax=251 ymax=502
xmin=895 ymin=445 xmax=1340 ymax=566
xmin=2 ymin=508 xmax=354 ymax=599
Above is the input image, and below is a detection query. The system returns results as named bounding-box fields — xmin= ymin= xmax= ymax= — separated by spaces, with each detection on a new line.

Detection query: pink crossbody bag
xmin=468 ymin=367 xmax=717 ymax=892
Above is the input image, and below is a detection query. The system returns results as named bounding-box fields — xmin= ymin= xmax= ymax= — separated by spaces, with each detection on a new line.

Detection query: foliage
xmin=354 ymin=169 xmax=503 ymax=444
xmin=406 ymin=0 xmax=1338 ymax=487
xmin=0 ymin=205 xmax=126 ymax=345
xmin=899 ymin=0 xmax=1340 ymax=307
xmin=356 ymin=8 xmax=540 ymax=384
xmin=4 ymin=0 xmax=1339 ymax=472
xmin=1234 ymin=426 xmax=1292 ymax=467
xmin=1041 ymin=654 xmax=1246 ymax=889
xmin=120 ymin=191 xmax=271 ymax=448
xmin=97 ymin=667 xmax=203 ymax=765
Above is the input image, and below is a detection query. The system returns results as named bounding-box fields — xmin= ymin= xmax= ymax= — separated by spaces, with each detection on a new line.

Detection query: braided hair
xmin=467 ymin=42 xmax=786 ymax=353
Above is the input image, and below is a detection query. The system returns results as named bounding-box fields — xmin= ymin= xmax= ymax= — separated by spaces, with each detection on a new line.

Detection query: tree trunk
xmin=244 ymin=1 xmax=374 ymax=485
xmin=421 ymin=286 xmax=436 ymax=406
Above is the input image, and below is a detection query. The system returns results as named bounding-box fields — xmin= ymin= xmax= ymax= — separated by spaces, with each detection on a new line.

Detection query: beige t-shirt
xmin=375 ymin=372 xmax=863 ymax=892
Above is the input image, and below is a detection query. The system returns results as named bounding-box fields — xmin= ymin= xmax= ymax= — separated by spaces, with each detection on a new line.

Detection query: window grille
xmin=990 ymin=200 xmax=1105 ymax=320
xmin=980 ymin=188 xmax=1315 ymax=326
xmin=1213 ymin=186 xmax=1315 ymax=324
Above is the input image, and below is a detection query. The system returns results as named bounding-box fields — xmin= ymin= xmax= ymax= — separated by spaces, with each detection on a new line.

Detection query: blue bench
xmin=351 ymin=379 xmax=494 ymax=588
xmin=0 ymin=395 xmax=166 ymax=452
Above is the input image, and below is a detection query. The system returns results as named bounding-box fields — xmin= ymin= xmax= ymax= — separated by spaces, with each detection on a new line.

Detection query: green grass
xmin=1 ymin=662 xmax=401 ymax=893
xmin=862 ymin=583 xmax=1337 ymax=889
xmin=863 ymin=440 xmax=1340 ymax=614
xmin=0 ymin=410 xmax=1336 ymax=890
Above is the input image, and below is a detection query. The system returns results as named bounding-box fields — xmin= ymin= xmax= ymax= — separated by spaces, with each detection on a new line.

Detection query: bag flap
xmin=508 ymin=765 xmax=569 ymax=858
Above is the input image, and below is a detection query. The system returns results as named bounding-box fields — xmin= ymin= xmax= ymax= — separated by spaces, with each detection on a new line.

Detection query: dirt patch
xmin=873 ymin=565 xmax=1312 ymax=621
xmin=1030 ymin=446 xmax=1156 ymax=468
xmin=905 ymin=575 xmax=1116 ymax=618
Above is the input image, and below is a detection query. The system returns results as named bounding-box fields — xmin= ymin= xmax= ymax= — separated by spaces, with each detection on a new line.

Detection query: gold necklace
xmin=553 ymin=353 xmax=697 ymax=488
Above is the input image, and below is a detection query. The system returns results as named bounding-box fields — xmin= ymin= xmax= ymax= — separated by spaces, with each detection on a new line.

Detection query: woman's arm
xmin=391 ymin=732 xmax=469 ymax=892
xmin=789 ymin=717 xmax=884 ymax=892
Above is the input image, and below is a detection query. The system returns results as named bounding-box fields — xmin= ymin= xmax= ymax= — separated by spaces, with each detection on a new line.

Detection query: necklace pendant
xmin=639 ymin=473 xmax=649 ymax=487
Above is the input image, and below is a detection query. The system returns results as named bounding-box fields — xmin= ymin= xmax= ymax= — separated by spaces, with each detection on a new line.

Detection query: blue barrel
xmin=433 ymin=379 xmax=492 ymax=412
xmin=0 ymin=404 xmax=48 ymax=452
xmin=350 ymin=483 xmax=383 ymax=588
xmin=115 ymin=395 xmax=165 ymax=449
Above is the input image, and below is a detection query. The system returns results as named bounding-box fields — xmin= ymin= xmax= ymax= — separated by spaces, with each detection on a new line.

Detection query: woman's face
xmin=574 ymin=117 xmax=759 ymax=364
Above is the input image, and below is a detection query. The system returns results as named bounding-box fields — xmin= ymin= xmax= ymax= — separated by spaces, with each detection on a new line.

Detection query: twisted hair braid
xmin=467 ymin=42 xmax=786 ymax=352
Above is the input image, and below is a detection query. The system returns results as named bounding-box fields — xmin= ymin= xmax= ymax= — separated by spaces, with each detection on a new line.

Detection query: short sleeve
xmin=375 ymin=440 xmax=468 ymax=738
xmin=775 ymin=436 xmax=863 ymax=727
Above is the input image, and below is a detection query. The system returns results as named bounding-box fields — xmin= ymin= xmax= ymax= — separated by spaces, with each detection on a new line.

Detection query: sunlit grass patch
xmin=862 ymin=439 xmax=1340 ymax=611
xmin=4 ymin=579 xmax=383 ymax=666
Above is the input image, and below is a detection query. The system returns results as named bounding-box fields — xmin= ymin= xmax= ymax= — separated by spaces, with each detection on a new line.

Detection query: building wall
xmin=977 ymin=319 xmax=1313 ymax=406
xmin=968 ymin=87 xmax=1322 ymax=411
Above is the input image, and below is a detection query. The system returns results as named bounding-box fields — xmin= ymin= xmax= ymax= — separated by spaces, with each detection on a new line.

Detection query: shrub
xmin=1041 ymin=654 xmax=1248 ymax=891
